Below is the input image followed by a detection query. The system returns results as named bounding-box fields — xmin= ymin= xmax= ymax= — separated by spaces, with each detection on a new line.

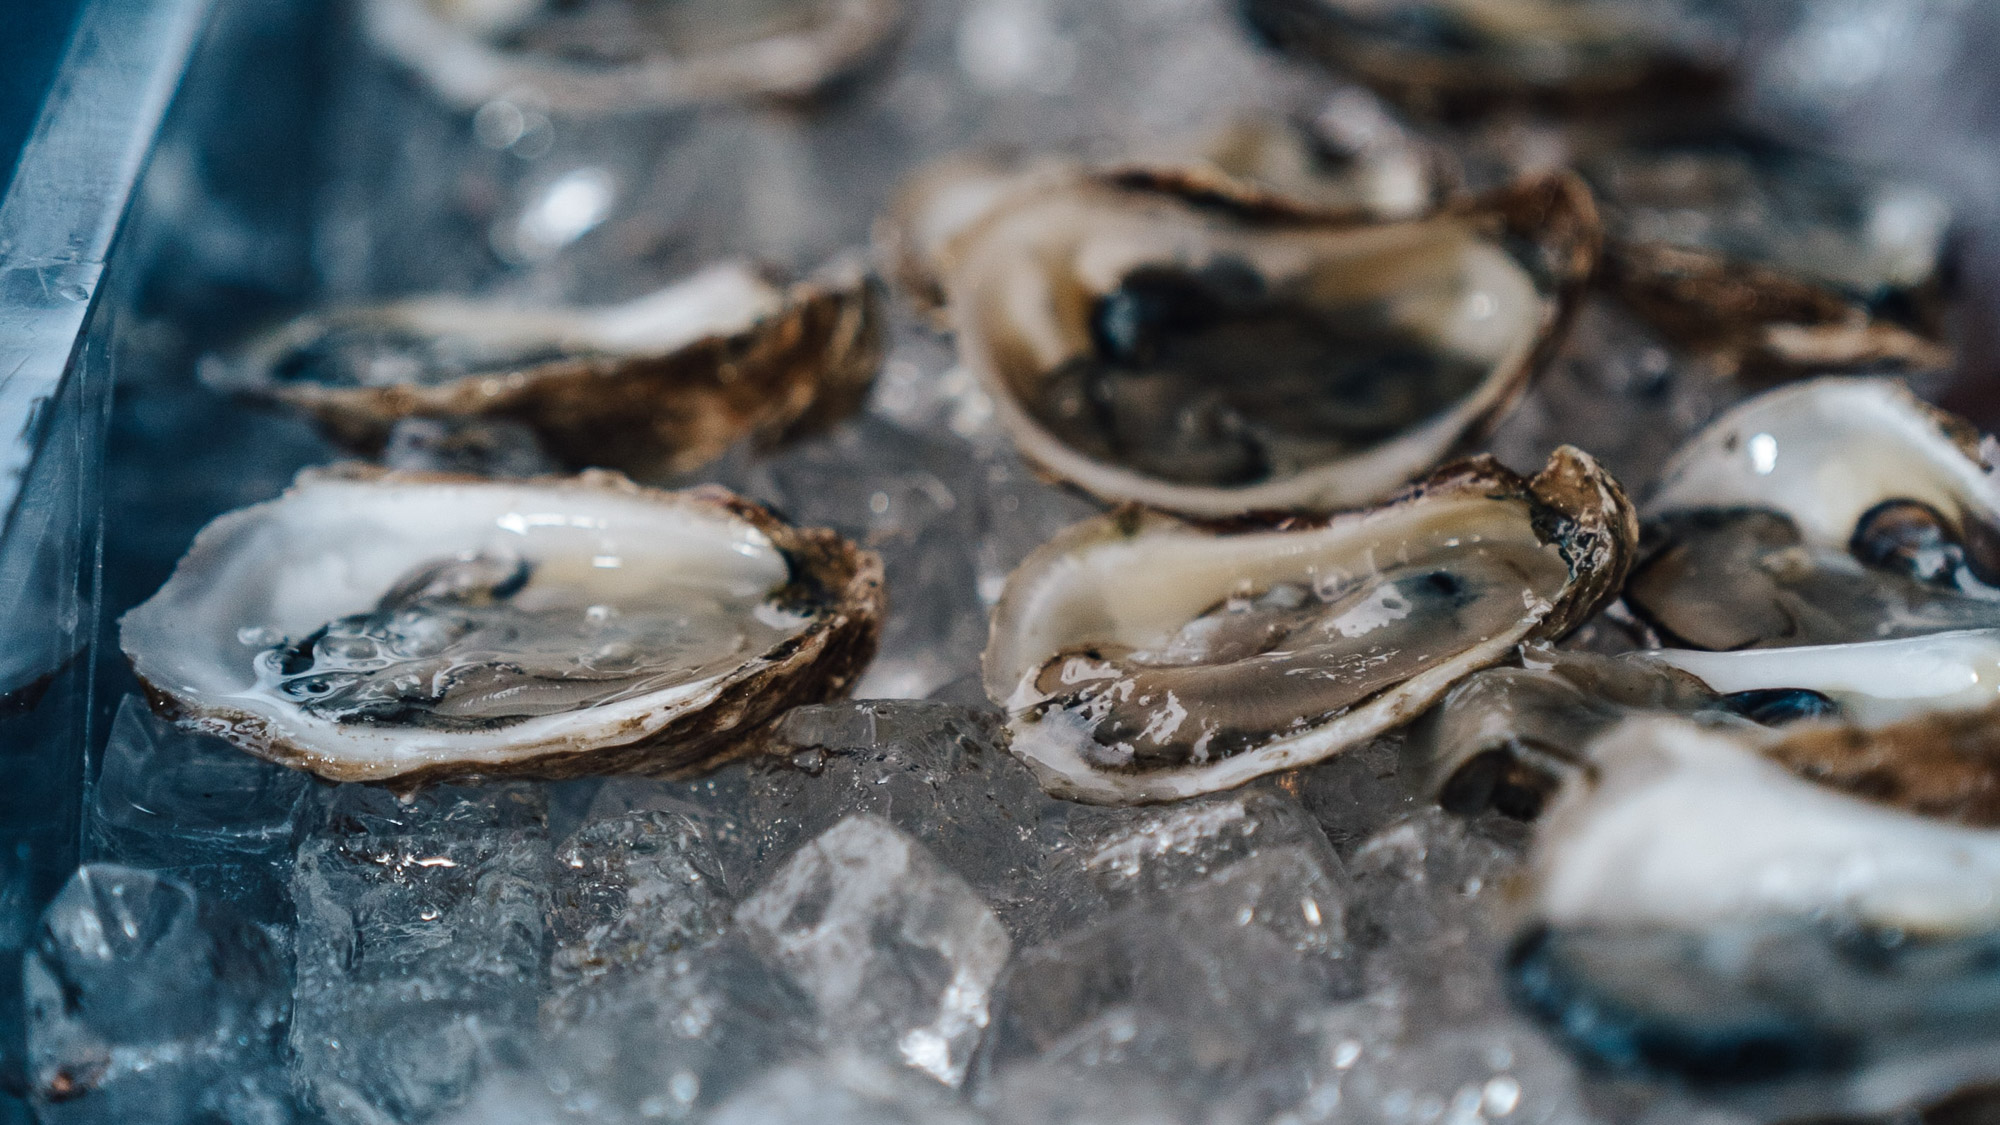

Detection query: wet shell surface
xmin=1414 ymin=628 xmax=2000 ymax=819
xmin=1509 ymin=714 xmax=2000 ymax=1110
xmin=1626 ymin=378 xmax=2000 ymax=650
xmin=930 ymin=168 xmax=1599 ymax=517
xmin=205 ymin=261 xmax=884 ymax=481
xmin=982 ymin=446 xmax=1634 ymax=804
xmin=1237 ymin=0 xmax=1730 ymax=119
xmin=363 ymin=0 xmax=909 ymax=113
xmin=1591 ymin=133 xmax=1954 ymax=376
xmin=119 ymin=467 xmax=883 ymax=785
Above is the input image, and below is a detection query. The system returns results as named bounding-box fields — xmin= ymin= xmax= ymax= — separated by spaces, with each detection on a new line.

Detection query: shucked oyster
xmin=119 ymin=467 xmax=883 ymax=785
xmin=1237 ymin=0 xmax=1731 ymax=120
xmin=1509 ymin=714 xmax=2000 ymax=1114
xmin=983 ymin=447 xmax=1634 ymax=804
xmin=1415 ymin=628 xmax=2000 ymax=818
xmin=1626 ymin=378 xmax=2000 ymax=650
xmin=928 ymin=168 xmax=1598 ymax=517
xmin=364 ymin=0 xmax=909 ymax=113
xmin=1588 ymin=131 xmax=1953 ymax=377
xmin=883 ymin=104 xmax=1452 ymax=325
xmin=205 ymin=261 xmax=883 ymax=481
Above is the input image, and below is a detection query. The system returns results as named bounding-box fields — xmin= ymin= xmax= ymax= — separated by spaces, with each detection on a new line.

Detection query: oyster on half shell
xmin=1626 ymin=378 xmax=2000 ymax=650
xmin=1589 ymin=132 xmax=1954 ymax=377
xmin=119 ymin=467 xmax=882 ymax=785
xmin=205 ymin=261 xmax=884 ymax=481
xmin=1509 ymin=715 xmax=2000 ymax=1113
xmin=1237 ymin=0 xmax=1730 ymax=120
xmin=983 ymin=446 xmax=1634 ymax=804
xmin=364 ymin=0 xmax=909 ymax=113
xmin=1415 ymin=628 xmax=2000 ymax=819
xmin=927 ymin=168 xmax=1598 ymax=517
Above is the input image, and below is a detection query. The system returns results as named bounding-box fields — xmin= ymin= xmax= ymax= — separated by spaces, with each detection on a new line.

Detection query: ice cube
xmin=290 ymin=784 xmax=551 ymax=1123
xmin=24 ymin=865 xmax=293 ymax=1124
xmin=1064 ymin=789 xmax=1330 ymax=908
xmin=991 ymin=841 xmax=1354 ymax=1115
xmin=547 ymin=808 xmax=729 ymax=1004
xmin=87 ymin=696 xmax=310 ymax=923
xmin=734 ymin=814 xmax=1012 ymax=1088
xmin=464 ymin=938 xmax=816 ymax=1125
xmin=743 ymin=699 xmax=1110 ymax=944
xmin=706 ymin=1053 xmax=988 ymax=1125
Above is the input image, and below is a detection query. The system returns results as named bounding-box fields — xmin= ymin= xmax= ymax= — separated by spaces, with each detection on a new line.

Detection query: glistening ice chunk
xmin=479 ymin=939 xmax=816 ymax=1125
xmin=1065 ymin=789 xmax=1329 ymax=907
xmin=291 ymin=785 xmax=550 ymax=1123
xmin=734 ymin=814 xmax=1012 ymax=1087
xmin=547 ymin=808 xmax=729 ymax=1003
xmin=88 ymin=695 xmax=310 ymax=921
xmin=24 ymin=865 xmax=292 ymax=1124
xmin=748 ymin=700 xmax=1108 ymax=944
xmin=991 ymin=841 xmax=1353 ymax=1115
xmin=706 ymin=1053 xmax=988 ymax=1125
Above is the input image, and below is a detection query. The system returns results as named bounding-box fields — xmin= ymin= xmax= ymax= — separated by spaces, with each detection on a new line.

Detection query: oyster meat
xmin=1627 ymin=378 xmax=2000 ymax=649
xmin=929 ymin=168 xmax=1598 ymax=516
xmin=1416 ymin=629 xmax=2000 ymax=818
xmin=1509 ymin=715 xmax=2000 ymax=1113
xmin=205 ymin=261 xmax=884 ymax=481
xmin=983 ymin=447 xmax=1634 ymax=804
xmin=119 ymin=467 xmax=883 ymax=784
xmin=365 ymin=0 xmax=909 ymax=113
xmin=1237 ymin=0 xmax=1731 ymax=119
xmin=1588 ymin=131 xmax=1953 ymax=376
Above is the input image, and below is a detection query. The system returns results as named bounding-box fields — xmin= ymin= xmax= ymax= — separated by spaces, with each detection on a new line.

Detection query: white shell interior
xmin=1646 ymin=629 xmax=2000 ymax=727
xmin=1535 ymin=716 xmax=2000 ymax=935
xmin=1645 ymin=377 xmax=2000 ymax=545
xmin=948 ymin=184 xmax=1549 ymax=516
xmin=121 ymin=473 xmax=803 ymax=777
xmin=226 ymin=261 xmax=784 ymax=391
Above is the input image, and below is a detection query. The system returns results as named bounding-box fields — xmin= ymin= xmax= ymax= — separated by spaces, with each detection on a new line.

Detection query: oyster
xmin=364 ymin=0 xmax=909 ymax=113
xmin=1588 ymin=131 xmax=1953 ymax=377
xmin=879 ymin=106 xmax=1449 ymax=330
xmin=1626 ymin=378 xmax=2000 ymax=650
xmin=929 ymin=169 xmax=1598 ymax=517
xmin=119 ymin=467 xmax=883 ymax=785
xmin=1416 ymin=628 xmax=2000 ymax=818
xmin=1237 ymin=0 xmax=1730 ymax=119
xmin=205 ymin=261 xmax=884 ymax=481
xmin=983 ymin=447 xmax=1634 ymax=804
xmin=1509 ymin=714 xmax=2000 ymax=1112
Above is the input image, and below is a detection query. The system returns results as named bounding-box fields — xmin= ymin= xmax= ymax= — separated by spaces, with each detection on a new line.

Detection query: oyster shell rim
xmin=119 ymin=464 xmax=885 ymax=787
xmin=1237 ymin=0 xmax=1732 ymax=121
xmin=982 ymin=444 xmax=1637 ymax=805
xmin=211 ymin=266 xmax=886 ymax=481
xmin=936 ymin=167 xmax=1602 ymax=518
xmin=360 ymin=0 xmax=912 ymax=114
xmin=1601 ymin=239 xmax=1953 ymax=378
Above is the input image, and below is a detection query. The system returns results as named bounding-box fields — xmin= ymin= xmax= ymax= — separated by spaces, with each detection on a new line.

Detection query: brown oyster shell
xmin=221 ymin=269 xmax=885 ymax=482
xmin=121 ymin=466 xmax=884 ymax=787
xmin=983 ymin=445 xmax=1636 ymax=804
xmin=917 ymin=166 xmax=1599 ymax=518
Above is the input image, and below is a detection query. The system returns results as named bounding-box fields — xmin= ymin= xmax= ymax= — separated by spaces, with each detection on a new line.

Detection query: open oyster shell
xmin=119 ymin=467 xmax=883 ymax=785
xmin=205 ymin=261 xmax=884 ymax=481
xmin=1626 ymin=378 xmax=2000 ymax=650
xmin=1509 ymin=714 xmax=2000 ymax=1111
xmin=983 ymin=447 xmax=1634 ymax=805
xmin=1415 ymin=628 xmax=2000 ymax=819
xmin=364 ymin=0 xmax=909 ymax=113
xmin=1237 ymin=0 xmax=1730 ymax=120
xmin=926 ymin=168 xmax=1598 ymax=517
xmin=1588 ymin=132 xmax=1954 ymax=377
